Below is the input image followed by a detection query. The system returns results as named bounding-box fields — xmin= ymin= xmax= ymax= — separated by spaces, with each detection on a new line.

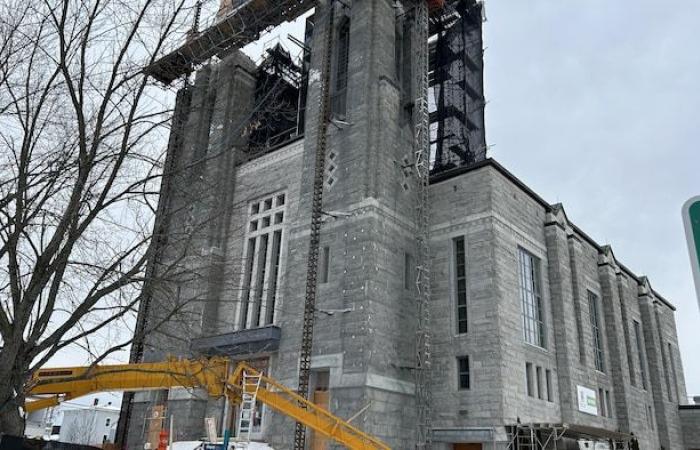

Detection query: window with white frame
xmin=238 ymin=193 xmax=286 ymax=330
xmin=518 ymin=247 xmax=545 ymax=347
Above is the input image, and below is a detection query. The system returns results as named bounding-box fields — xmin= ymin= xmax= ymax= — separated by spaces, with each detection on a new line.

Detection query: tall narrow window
xmin=454 ymin=237 xmax=467 ymax=334
xmin=605 ymin=390 xmax=613 ymax=418
xmin=568 ymin=240 xmax=586 ymax=365
xmin=240 ymin=237 xmax=257 ymax=329
xmin=525 ymin=363 xmax=534 ymax=397
xmin=404 ymin=252 xmax=414 ymax=290
xmin=320 ymin=246 xmax=330 ymax=284
xmin=518 ymin=248 xmax=545 ymax=347
xmin=588 ymin=291 xmax=605 ymax=372
xmin=598 ymin=387 xmax=606 ymax=417
xmin=332 ymin=18 xmax=351 ymax=118
xmin=545 ymin=369 xmax=553 ymax=402
xmin=251 ymin=234 xmax=269 ymax=326
xmin=634 ymin=320 xmax=648 ymax=390
xmin=265 ymin=230 xmax=283 ymax=325
xmin=536 ymin=366 xmax=543 ymax=400
xmin=457 ymin=356 xmax=470 ymax=390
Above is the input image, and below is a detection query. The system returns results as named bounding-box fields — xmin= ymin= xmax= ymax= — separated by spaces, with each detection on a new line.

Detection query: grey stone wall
xmin=680 ymin=407 xmax=700 ymax=449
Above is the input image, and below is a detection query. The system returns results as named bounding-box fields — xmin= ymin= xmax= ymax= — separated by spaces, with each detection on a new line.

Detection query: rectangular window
xmin=240 ymin=194 xmax=287 ymax=330
xmin=454 ymin=237 xmax=467 ymax=334
xmin=518 ymin=248 xmax=545 ymax=347
xmin=605 ymin=390 xmax=613 ymax=418
xmin=536 ymin=366 xmax=543 ymax=400
xmin=320 ymin=246 xmax=330 ymax=284
xmin=588 ymin=291 xmax=605 ymax=372
xmin=545 ymin=369 xmax=553 ymax=402
xmin=265 ymin=230 xmax=283 ymax=325
xmin=457 ymin=356 xmax=470 ymax=390
xmin=332 ymin=18 xmax=351 ymax=117
xmin=240 ymin=237 xmax=257 ymax=329
xmin=598 ymin=387 xmax=606 ymax=417
xmin=634 ymin=321 xmax=648 ymax=390
xmin=251 ymin=234 xmax=269 ymax=326
xmin=525 ymin=363 xmax=534 ymax=397
xmin=404 ymin=252 xmax=413 ymax=290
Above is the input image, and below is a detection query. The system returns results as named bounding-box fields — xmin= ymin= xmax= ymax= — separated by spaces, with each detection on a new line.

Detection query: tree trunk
xmin=0 ymin=395 xmax=24 ymax=436
xmin=0 ymin=353 xmax=28 ymax=436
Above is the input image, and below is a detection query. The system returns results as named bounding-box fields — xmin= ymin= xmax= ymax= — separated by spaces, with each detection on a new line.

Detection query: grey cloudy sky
xmin=483 ymin=1 xmax=700 ymax=395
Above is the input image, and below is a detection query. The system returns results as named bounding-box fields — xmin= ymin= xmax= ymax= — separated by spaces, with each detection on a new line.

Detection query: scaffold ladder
xmin=413 ymin=1 xmax=433 ymax=449
xmin=294 ymin=1 xmax=336 ymax=449
xmin=237 ymin=371 xmax=263 ymax=442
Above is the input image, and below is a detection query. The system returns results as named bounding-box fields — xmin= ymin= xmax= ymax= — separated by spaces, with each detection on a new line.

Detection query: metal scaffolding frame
xmin=293 ymin=1 xmax=335 ymax=449
xmin=144 ymin=0 xmax=316 ymax=84
xmin=428 ymin=0 xmax=486 ymax=174
xmin=413 ymin=1 xmax=433 ymax=448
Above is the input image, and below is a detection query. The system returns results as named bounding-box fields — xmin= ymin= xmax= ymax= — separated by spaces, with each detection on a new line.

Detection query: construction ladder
xmin=413 ymin=0 xmax=433 ymax=449
xmin=237 ymin=370 xmax=263 ymax=442
xmin=294 ymin=1 xmax=336 ymax=449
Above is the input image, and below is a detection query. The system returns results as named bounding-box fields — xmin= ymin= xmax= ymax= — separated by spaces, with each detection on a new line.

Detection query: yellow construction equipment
xmin=25 ymin=358 xmax=390 ymax=450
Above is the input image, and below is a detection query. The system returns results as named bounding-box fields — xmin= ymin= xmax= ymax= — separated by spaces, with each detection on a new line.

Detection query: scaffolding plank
xmin=144 ymin=0 xmax=315 ymax=84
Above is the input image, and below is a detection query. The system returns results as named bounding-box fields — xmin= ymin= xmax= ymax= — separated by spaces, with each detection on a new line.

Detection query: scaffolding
xmin=293 ymin=2 xmax=335 ymax=449
xmin=247 ymin=44 xmax=302 ymax=153
xmin=428 ymin=0 xmax=486 ymax=174
xmin=144 ymin=0 xmax=316 ymax=84
xmin=413 ymin=0 xmax=433 ymax=448
xmin=506 ymin=424 xmax=638 ymax=450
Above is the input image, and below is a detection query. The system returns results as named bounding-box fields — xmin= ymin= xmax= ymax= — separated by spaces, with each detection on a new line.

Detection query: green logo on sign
xmin=683 ymin=196 xmax=700 ymax=308
xmin=689 ymin=201 xmax=700 ymax=265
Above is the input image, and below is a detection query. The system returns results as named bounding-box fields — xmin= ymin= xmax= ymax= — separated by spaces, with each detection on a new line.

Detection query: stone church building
xmin=118 ymin=0 xmax=699 ymax=448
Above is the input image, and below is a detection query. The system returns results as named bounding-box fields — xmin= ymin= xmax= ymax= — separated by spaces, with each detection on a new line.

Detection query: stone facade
xmin=120 ymin=1 xmax=697 ymax=449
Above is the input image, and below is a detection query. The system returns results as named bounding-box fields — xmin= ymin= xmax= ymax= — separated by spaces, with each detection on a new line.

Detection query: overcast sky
xmin=483 ymin=1 xmax=700 ymax=396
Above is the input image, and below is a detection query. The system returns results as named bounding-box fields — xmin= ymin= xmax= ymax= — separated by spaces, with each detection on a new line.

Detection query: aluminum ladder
xmin=237 ymin=370 xmax=263 ymax=443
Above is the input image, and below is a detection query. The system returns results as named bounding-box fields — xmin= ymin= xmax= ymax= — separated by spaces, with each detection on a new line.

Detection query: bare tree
xmin=0 ymin=0 xmax=206 ymax=434
xmin=0 ymin=0 xmax=309 ymax=437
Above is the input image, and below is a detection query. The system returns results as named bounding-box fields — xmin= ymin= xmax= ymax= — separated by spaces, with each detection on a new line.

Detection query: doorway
xmin=453 ymin=444 xmax=482 ymax=450
xmin=309 ymin=371 xmax=330 ymax=450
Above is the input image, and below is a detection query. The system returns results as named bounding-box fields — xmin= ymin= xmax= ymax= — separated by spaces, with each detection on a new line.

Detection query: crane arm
xmin=25 ymin=358 xmax=390 ymax=450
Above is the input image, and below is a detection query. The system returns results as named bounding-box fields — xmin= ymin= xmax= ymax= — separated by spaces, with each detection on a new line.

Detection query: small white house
xmin=25 ymin=393 xmax=121 ymax=445
xmin=59 ymin=405 xmax=119 ymax=446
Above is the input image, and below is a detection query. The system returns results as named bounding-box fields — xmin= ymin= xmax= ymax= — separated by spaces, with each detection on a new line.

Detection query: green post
xmin=683 ymin=196 xmax=700 ymax=309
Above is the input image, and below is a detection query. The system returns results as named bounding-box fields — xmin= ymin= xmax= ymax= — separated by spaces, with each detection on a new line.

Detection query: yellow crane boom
xmin=25 ymin=358 xmax=390 ymax=450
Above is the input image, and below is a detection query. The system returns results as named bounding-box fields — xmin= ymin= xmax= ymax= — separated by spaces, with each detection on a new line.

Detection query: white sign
xmin=577 ymin=385 xmax=598 ymax=415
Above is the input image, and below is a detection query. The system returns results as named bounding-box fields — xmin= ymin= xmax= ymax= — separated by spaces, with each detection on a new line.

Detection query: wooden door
xmin=309 ymin=390 xmax=330 ymax=450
